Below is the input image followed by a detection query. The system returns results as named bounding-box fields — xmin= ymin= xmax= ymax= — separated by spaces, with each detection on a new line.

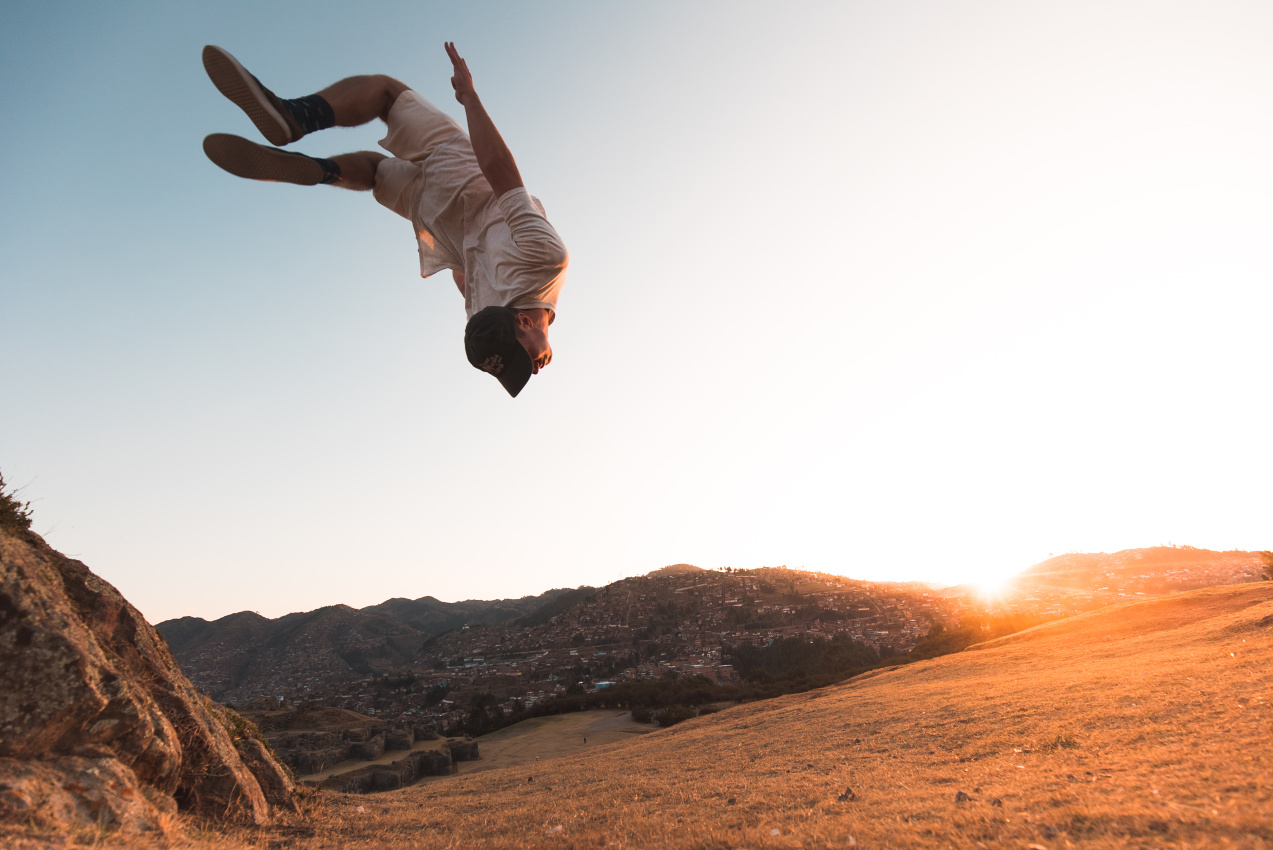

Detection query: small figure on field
xmin=201 ymin=43 xmax=568 ymax=397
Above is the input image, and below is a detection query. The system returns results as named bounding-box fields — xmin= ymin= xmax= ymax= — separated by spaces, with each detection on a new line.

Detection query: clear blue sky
xmin=4 ymin=1 xmax=1271 ymax=623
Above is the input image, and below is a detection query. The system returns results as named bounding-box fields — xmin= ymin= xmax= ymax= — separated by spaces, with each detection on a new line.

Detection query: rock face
xmin=447 ymin=740 xmax=480 ymax=762
xmin=0 ymin=526 xmax=297 ymax=835
xmin=268 ymin=723 xmax=421 ymax=775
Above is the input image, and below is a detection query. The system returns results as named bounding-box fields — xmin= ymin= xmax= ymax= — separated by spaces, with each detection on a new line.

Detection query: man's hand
xmin=446 ymin=42 xmax=476 ymax=106
xmin=443 ymin=41 xmax=524 ymax=197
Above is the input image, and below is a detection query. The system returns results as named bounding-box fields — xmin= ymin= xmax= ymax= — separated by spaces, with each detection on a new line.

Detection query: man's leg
xmin=203 ymin=134 xmax=386 ymax=190
xmin=328 ymin=151 xmax=388 ymax=190
xmin=203 ymin=46 xmax=408 ymax=145
xmin=313 ymin=76 xmax=410 ymax=128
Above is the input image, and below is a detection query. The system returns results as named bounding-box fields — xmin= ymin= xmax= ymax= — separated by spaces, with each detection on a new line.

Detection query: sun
xmin=966 ymin=568 xmax=1022 ymax=602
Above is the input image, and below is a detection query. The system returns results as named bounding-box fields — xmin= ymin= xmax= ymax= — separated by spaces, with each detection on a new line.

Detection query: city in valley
xmin=156 ymin=547 xmax=1266 ymax=786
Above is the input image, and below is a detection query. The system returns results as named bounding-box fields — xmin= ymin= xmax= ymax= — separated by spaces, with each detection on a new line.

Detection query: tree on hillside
xmin=909 ymin=613 xmax=1054 ymax=660
xmin=1260 ymin=551 xmax=1273 ymax=581
xmin=725 ymin=635 xmax=878 ymax=682
xmin=455 ymin=692 xmax=503 ymax=737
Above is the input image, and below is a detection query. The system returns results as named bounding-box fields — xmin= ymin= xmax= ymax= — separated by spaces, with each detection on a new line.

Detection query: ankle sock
xmin=283 ymin=94 xmax=336 ymax=136
xmin=312 ymin=155 xmax=341 ymax=185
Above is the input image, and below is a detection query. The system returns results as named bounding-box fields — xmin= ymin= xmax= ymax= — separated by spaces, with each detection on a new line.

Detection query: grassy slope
xmin=14 ymin=582 xmax=1272 ymax=849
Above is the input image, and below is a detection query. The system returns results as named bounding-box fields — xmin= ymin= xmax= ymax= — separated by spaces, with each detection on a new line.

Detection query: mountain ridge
xmin=157 ymin=548 xmax=1266 ymax=706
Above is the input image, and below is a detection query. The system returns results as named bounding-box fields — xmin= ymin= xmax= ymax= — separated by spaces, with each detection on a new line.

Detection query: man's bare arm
xmin=445 ymin=42 xmax=524 ymax=198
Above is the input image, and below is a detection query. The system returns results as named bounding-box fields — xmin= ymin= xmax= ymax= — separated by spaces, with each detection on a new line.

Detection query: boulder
xmin=231 ymin=734 xmax=294 ymax=810
xmin=0 ymin=756 xmax=176 ymax=832
xmin=447 ymin=740 xmax=479 ymax=762
xmin=348 ymin=735 xmax=384 ymax=761
xmin=384 ymin=728 xmax=414 ymax=750
xmin=281 ymin=746 xmax=346 ymax=775
xmin=415 ymin=747 xmax=453 ymax=776
xmin=313 ymin=745 xmax=453 ymax=794
xmin=371 ymin=770 xmax=400 ymax=791
xmin=0 ymin=527 xmax=296 ymax=835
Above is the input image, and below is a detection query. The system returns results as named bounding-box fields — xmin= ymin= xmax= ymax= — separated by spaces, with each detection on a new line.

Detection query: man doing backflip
xmin=202 ymin=43 xmax=568 ymax=397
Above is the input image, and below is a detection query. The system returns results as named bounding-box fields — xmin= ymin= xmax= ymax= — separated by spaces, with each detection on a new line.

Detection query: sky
xmin=3 ymin=1 xmax=1271 ymax=624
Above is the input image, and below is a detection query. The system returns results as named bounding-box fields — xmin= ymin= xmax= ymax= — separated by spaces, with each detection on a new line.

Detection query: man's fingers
xmin=445 ymin=41 xmax=474 ymax=102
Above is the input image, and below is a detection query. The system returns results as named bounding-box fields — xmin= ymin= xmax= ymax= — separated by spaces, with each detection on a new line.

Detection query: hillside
xmin=156 ymin=588 xmax=585 ymax=703
xmin=158 ymin=604 xmax=425 ymax=701
xmin=1014 ymin=546 xmax=1263 ymax=595
xmin=157 ymin=550 xmax=1267 ymax=722
xmin=289 ymin=581 xmax=1272 ymax=848
xmin=40 ymin=577 xmax=1271 ymax=848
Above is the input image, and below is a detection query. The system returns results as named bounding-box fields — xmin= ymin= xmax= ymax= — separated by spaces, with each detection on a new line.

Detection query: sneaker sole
xmin=203 ymin=133 xmax=324 ymax=185
xmin=202 ymin=45 xmax=296 ymax=146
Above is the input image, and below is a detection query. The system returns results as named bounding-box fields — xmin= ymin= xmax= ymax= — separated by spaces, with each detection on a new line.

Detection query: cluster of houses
xmin=277 ymin=567 xmax=958 ymax=728
xmin=206 ymin=553 xmax=1264 ymax=730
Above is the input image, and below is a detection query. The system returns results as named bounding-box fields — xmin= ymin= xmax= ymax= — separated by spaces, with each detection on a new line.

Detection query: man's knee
xmin=378 ymin=76 xmax=410 ymax=118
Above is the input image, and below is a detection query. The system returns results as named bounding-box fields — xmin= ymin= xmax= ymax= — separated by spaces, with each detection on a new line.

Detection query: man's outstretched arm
xmin=445 ymin=42 xmax=524 ymax=198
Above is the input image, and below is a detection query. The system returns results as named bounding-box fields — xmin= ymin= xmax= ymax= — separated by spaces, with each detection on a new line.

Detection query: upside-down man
xmin=202 ymin=42 xmax=568 ymax=397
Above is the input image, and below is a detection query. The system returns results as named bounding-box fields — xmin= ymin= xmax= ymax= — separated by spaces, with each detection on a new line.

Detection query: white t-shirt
xmin=409 ymin=135 xmax=568 ymax=320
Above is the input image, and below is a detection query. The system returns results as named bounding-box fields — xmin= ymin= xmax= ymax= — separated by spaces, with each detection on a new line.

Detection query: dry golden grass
xmin=11 ymin=582 xmax=1272 ymax=849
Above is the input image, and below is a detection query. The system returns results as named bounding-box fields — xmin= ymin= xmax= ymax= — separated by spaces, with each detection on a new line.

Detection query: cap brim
xmin=494 ymin=351 xmax=533 ymax=397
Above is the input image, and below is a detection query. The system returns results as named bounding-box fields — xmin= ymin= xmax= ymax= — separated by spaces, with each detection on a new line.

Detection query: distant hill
xmin=1011 ymin=546 xmax=1264 ymax=595
xmin=156 ymin=588 xmax=585 ymax=703
xmin=648 ymin=564 xmax=705 ymax=577
xmin=361 ymin=588 xmax=584 ymax=635
xmin=158 ymin=551 xmax=1267 ymax=706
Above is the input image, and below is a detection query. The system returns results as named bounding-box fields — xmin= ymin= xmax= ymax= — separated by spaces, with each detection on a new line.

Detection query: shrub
xmin=654 ymin=705 xmax=697 ymax=728
xmin=0 ymin=471 xmax=33 ymax=535
xmin=630 ymin=706 xmax=652 ymax=723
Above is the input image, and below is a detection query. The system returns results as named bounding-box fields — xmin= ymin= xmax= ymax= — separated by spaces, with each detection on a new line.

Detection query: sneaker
xmin=203 ymin=134 xmax=339 ymax=185
xmin=202 ymin=45 xmax=303 ymax=146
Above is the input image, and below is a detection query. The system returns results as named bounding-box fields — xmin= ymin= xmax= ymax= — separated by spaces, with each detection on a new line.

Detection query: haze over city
xmin=3 ymin=0 xmax=1272 ymax=624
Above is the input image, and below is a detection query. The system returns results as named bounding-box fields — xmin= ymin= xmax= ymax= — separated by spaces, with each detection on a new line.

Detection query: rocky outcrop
xmin=447 ymin=740 xmax=480 ymax=762
xmin=314 ymin=746 xmax=453 ymax=793
xmin=384 ymin=727 xmax=414 ymax=751
xmin=269 ymin=730 xmax=348 ymax=775
xmin=0 ymin=527 xmax=297 ymax=836
xmin=347 ymin=735 xmax=385 ymax=762
xmin=267 ymin=722 xmax=427 ymax=775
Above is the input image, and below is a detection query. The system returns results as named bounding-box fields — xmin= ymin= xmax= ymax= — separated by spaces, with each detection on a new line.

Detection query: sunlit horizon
xmin=146 ymin=539 xmax=1266 ymax=623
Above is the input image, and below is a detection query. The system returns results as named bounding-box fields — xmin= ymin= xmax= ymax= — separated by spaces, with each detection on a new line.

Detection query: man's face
xmin=514 ymin=310 xmax=553 ymax=374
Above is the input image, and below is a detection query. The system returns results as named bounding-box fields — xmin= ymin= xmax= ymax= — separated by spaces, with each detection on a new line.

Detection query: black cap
xmin=464 ymin=306 xmax=533 ymax=397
